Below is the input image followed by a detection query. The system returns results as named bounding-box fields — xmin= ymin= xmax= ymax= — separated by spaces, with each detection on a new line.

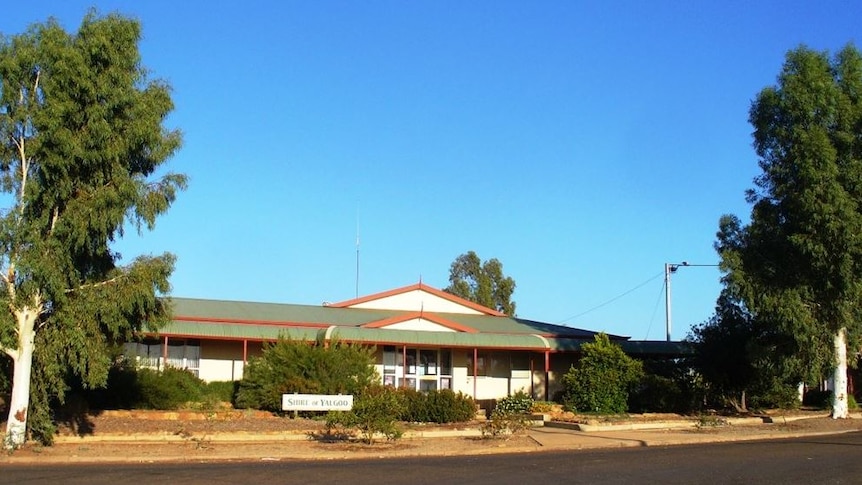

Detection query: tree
xmin=0 ymin=13 xmax=185 ymax=448
xmin=716 ymin=44 xmax=862 ymax=419
xmin=561 ymin=333 xmax=643 ymax=414
xmin=444 ymin=251 xmax=516 ymax=316
xmin=235 ymin=336 xmax=378 ymax=412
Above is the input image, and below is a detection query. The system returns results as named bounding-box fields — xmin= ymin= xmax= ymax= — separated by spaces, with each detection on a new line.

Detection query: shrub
xmin=628 ymin=374 xmax=685 ymax=413
xmin=397 ymin=388 xmax=475 ymax=423
xmin=417 ymin=389 xmax=475 ymax=423
xmin=494 ymin=390 xmax=533 ymax=415
xmin=136 ymin=367 xmax=205 ymax=410
xmin=480 ymin=390 xmax=536 ymax=439
xmin=530 ymin=401 xmax=555 ymax=414
xmin=561 ymin=333 xmax=644 ymax=414
xmin=236 ymin=336 xmax=377 ymax=412
xmin=326 ymin=385 xmax=404 ymax=443
xmin=198 ymin=381 xmax=238 ymax=410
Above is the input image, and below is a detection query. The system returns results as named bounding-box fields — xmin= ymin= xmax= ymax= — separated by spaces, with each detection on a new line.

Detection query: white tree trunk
xmin=832 ymin=327 xmax=849 ymax=419
xmin=3 ymin=308 xmax=37 ymax=449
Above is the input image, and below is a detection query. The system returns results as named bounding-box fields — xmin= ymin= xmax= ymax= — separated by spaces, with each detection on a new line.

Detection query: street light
xmin=664 ymin=262 xmax=719 ymax=342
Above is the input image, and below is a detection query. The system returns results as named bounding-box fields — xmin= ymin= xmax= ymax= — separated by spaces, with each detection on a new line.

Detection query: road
xmin=4 ymin=432 xmax=862 ymax=484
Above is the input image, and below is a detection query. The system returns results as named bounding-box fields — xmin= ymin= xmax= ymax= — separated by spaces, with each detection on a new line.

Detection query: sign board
xmin=282 ymin=393 xmax=354 ymax=411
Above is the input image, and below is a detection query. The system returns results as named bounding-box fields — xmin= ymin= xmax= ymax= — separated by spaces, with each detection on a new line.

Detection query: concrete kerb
xmin=52 ymin=428 xmax=484 ymax=445
xmin=49 ymin=412 xmax=842 ymax=446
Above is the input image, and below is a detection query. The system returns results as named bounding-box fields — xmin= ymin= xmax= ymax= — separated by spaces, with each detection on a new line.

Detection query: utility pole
xmin=664 ymin=262 xmax=718 ymax=342
xmin=664 ymin=263 xmax=679 ymax=342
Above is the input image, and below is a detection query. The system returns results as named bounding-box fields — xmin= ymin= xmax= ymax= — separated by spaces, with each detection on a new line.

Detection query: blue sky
xmin=3 ymin=2 xmax=860 ymax=341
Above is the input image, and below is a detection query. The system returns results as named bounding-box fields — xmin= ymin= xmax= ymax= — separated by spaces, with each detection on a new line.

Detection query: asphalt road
xmin=5 ymin=432 xmax=862 ymax=485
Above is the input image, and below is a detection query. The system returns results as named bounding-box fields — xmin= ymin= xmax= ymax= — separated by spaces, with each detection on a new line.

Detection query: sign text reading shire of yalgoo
xmin=282 ymin=393 xmax=354 ymax=411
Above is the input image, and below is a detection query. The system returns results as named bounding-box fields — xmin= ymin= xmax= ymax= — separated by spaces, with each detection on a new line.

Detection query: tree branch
xmin=65 ymin=274 xmax=125 ymax=294
xmin=2 ymin=345 xmax=17 ymax=361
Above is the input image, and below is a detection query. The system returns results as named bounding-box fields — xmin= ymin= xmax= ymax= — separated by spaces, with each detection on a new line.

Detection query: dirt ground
xmin=3 ymin=410 xmax=862 ymax=464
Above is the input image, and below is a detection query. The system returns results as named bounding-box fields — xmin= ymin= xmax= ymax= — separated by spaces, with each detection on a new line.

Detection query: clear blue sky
xmin=3 ymin=2 xmax=860 ymax=341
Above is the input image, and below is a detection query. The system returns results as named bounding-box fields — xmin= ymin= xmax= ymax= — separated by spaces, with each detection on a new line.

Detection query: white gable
xmin=348 ymin=289 xmax=483 ymax=314
xmin=382 ymin=318 xmax=458 ymax=332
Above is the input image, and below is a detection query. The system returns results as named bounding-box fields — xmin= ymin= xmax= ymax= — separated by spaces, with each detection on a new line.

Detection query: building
xmin=124 ymin=282 xmax=682 ymax=401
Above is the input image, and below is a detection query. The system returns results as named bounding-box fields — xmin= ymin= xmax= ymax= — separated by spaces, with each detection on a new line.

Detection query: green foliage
xmin=749 ymin=383 xmax=800 ymax=410
xmin=716 ymin=44 xmax=862 ymax=415
xmin=481 ymin=396 xmax=533 ymax=439
xmin=0 ymin=11 xmax=185 ymax=445
xmin=0 ymin=356 xmax=9 ymax=397
xmin=204 ymin=381 xmax=239 ymax=407
xmin=494 ymin=390 xmax=534 ymax=415
xmin=628 ymin=373 xmax=685 ymax=414
xmin=685 ymin=291 xmax=801 ymax=412
xmin=398 ymin=388 xmax=475 ymax=423
xmin=802 ymin=389 xmax=833 ymax=409
xmin=561 ymin=333 xmax=644 ymax=414
xmin=134 ymin=368 xmax=203 ymax=410
xmin=75 ymin=363 xmax=232 ymax=411
xmin=444 ymin=251 xmax=517 ymax=316
xmin=235 ymin=336 xmax=377 ymax=412
xmin=326 ymin=385 xmax=404 ymax=443
xmin=530 ymin=401 xmax=555 ymax=413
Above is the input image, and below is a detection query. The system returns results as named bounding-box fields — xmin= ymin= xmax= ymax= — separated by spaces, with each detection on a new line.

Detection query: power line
xmin=644 ymin=277 xmax=668 ymax=340
xmin=558 ymin=271 xmax=664 ymax=324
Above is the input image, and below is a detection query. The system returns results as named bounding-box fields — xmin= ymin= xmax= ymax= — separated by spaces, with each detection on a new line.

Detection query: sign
xmin=282 ymin=393 xmax=354 ymax=411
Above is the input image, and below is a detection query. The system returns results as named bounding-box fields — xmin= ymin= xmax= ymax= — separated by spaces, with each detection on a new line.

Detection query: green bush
xmin=417 ymin=389 xmax=475 ymax=423
xmin=494 ymin=390 xmax=534 ymax=415
xmin=628 ymin=374 xmax=685 ymax=413
xmin=397 ymin=388 xmax=475 ymax=423
xmin=136 ymin=367 xmax=205 ymax=410
xmin=561 ymin=333 xmax=644 ymax=414
xmin=326 ymin=385 xmax=404 ymax=443
xmin=203 ymin=381 xmax=238 ymax=406
xmin=530 ymin=401 xmax=555 ymax=413
xmin=236 ymin=336 xmax=377 ymax=412
xmin=480 ymin=390 xmax=536 ymax=439
xmin=397 ymin=387 xmax=426 ymax=422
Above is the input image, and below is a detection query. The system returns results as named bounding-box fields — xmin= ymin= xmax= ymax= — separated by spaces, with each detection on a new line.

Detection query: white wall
xmin=349 ymin=289 xmax=484 ymax=314
xmin=198 ymin=340 xmax=245 ymax=382
xmin=384 ymin=318 xmax=457 ymax=332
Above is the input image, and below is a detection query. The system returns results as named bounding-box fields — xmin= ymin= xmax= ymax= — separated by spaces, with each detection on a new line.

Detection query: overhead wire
xmin=558 ymin=271 xmax=664 ymax=324
xmin=643 ymin=277 xmax=668 ymax=340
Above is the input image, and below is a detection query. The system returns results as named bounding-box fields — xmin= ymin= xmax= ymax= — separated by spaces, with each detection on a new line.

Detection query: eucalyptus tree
xmin=0 ymin=13 xmax=185 ymax=447
xmin=716 ymin=45 xmax=862 ymax=418
xmin=444 ymin=251 xmax=516 ymax=316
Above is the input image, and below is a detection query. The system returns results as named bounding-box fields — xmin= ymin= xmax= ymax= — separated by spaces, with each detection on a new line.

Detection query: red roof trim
xmin=141 ymin=332 xmax=546 ymax=351
xmin=330 ymin=282 xmax=505 ymax=316
xmin=361 ymin=312 xmax=479 ymax=333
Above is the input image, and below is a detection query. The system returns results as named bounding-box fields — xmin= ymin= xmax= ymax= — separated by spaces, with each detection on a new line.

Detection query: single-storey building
xmin=124 ymin=282 xmax=682 ymax=401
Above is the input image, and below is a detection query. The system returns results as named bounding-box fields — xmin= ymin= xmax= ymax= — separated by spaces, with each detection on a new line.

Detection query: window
xmin=382 ymin=346 xmax=397 ymax=386
xmin=467 ymin=351 xmax=488 ymax=377
xmin=124 ymin=338 xmax=200 ymax=377
xmin=383 ymin=348 xmax=452 ymax=390
xmin=467 ymin=351 xmax=510 ymax=377
xmin=440 ymin=349 xmax=452 ymax=376
xmin=419 ymin=349 xmax=437 ymax=376
xmin=124 ymin=339 xmax=162 ymax=368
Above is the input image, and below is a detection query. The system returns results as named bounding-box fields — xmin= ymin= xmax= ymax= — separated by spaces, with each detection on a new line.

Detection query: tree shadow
xmin=54 ymin=393 xmax=103 ymax=437
xmin=306 ymin=428 xmax=354 ymax=442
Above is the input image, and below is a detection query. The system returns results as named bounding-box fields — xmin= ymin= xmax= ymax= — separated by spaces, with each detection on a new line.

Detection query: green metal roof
xmin=153 ymin=297 xmax=688 ymax=356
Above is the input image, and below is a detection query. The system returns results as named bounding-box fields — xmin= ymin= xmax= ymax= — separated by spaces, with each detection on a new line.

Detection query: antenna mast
xmin=355 ymin=210 xmax=360 ymax=299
